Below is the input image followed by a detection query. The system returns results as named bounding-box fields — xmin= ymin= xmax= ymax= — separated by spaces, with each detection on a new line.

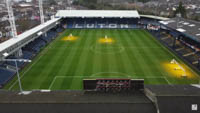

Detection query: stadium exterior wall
xmin=0 ymin=103 xmax=156 ymax=113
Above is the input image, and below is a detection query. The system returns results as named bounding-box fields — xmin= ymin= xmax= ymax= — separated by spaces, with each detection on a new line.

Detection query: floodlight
xmin=0 ymin=58 xmax=32 ymax=93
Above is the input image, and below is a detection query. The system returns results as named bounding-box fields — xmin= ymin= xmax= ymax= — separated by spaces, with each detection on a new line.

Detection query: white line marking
xmin=90 ymin=72 xmax=133 ymax=78
xmin=51 ymin=75 xmax=165 ymax=79
xmin=49 ymin=46 xmax=161 ymax=49
xmin=9 ymin=54 xmax=44 ymax=90
xmin=160 ymin=70 xmax=172 ymax=85
xmin=9 ymin=34 xmax=61 ymax=90
xmin=48 ymin=76 xmax=57 ymax=90
xmin=48 ymin=75 xmax=166 ymax=90
xmin=164 ymin=77 xmax=171 ymax=85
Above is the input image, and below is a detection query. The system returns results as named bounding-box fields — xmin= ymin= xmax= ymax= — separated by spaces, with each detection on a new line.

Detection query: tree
xmin=175 ymin=1 xmax=187 ymax=18
xmin=134 ymin=0 xmax=151 ymax=3
xmin=73 ymin=1 xmax=80 ymax=5
xmin=49 ymin=0 xmax=57 ymax=5
xmin=194 ymin=15 xmax=199 ymax=21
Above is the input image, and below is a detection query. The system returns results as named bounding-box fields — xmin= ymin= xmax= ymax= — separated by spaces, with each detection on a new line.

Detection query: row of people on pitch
xmin=96 ymin=84 xmax=131 ymax=92
xmin=96 ymin=80 xmax=131 ymax=89
xmin=97 ymin=80 xmax=130 ymax=85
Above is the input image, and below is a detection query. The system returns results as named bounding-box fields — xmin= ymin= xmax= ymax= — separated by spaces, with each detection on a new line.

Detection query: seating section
xmin=150 ymin=29 xmax=200 ymax=70
xmin=0 ymin=27 xmax=64 ymax=87
xmin=0 ymin=68 xmax=15 ymax=87
xmin=41 ymin=31 xmax=57 ymax=43
xmin=23 ymin=51 xmax=33 ymax=59
xmin=65 ymin=18 xmax=141 ymax=29
xmin=1 ymin=17 xmax=199 ymax=88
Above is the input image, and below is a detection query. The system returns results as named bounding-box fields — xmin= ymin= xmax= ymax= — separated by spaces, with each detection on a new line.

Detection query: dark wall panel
xmin=0 ymin=103 xmax=156 ymax=113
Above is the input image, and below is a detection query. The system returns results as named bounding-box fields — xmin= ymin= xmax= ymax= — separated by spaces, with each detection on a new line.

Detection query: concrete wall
xmin=0 ymin=103 xmax=156 ymax=113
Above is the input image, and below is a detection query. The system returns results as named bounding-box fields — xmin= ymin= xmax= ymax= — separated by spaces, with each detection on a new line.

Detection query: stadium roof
xmin=55 ymin=10 xmax=140 ymax=18
xmin=0 ymin=18 xmax=61 ymax=53
xmin=140 ymin=15 xmax=169 ymax=21
xmin=160 ymin=18 xmax=200 ymax=43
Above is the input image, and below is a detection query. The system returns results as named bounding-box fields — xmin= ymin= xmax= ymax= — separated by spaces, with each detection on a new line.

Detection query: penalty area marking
xmin=90 ymin=72 xmax=167 ymax=81
xmin=8 ymin=33 xmax=62 ymax=90
xmin=125 ymin=46 xmax=162 ymax=49
xmin=161 ymin=72 xmax=172 ymax=85
xmin=9 ymin=46 xmax=52 ymax=90
xmin=164 ymin=76 xmax=171 ymax=85
xmin=48 ymin=76 xmax=88 ymax=90
xmin=48 ymin=75 xmax=167 ymax=90
xmin=90 ymin=72 xmax=132 ymax=78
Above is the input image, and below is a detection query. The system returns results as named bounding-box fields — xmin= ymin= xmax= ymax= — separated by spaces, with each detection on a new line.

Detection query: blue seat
xmin=0 ymin=68 xmax=15 ymax=85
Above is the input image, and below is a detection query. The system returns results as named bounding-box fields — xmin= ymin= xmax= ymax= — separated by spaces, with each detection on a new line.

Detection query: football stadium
xmin=0 ymin=10 xmax=200 ymax=113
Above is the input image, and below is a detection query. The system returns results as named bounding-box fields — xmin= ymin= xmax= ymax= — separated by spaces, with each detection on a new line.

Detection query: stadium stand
xmin=0 ymin=68 xmax=15 ymax=87
xmin=151 ymin=29 xmax=200 ymax=71
xmin=0 ymin=10 xmax=200 ymax=89
xmin=41 ymin=30 xmax=57 ymax=43
xmin=64 ymin=18 xmax=141 ymax=29
xmin=0 ymin=22 xmax=64 ymax=87
xmin=1 ymin=11 xmax=200 ymax=88
xmin=0 ymin=10 xmax=199 ymax=113
xmin=146 ymin=17 xmax=200 ymax=71
xmin=57 ymin=10 xmax=141 ymax=29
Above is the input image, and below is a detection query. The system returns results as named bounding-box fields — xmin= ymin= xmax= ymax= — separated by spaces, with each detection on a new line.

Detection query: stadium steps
xmin=162 ymin=38 xmax=173 ymax=46
xmin=192 ymin=61 xmax=198 ymax=65
xmin=177 ymin=47 xmax=192 ymax=56
xmin=175 ymin=47 xmax=184 ymax=51
xmin=185 ymin=55 xmax=199 ymax=63
xmin=40 ymin=37 xmax=49 ymax=43
xmin=161 ymin=36 xmax=170 ymax=40
xmin=183 ymin=52 xmax=195 ymax=57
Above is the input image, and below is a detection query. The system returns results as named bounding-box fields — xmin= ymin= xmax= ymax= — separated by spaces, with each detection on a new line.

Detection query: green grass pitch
xmin=5 ymin=29 xmax=200 ymax=90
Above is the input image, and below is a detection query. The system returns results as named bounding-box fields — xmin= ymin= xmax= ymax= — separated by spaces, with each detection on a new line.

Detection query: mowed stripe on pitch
xmin=58 ymin=30 xmax=89 ymax=89
xmin=50 ymin=30 xmax=82 ymax=89
xmin=39 ymin=30 xmax=80 ymax=89
xmin=6 ymin=29 xmax=200 ymax=90
xmin=12 ymin=30 xmax=73 ymax=89
xmin=29 ymin=30 xmax=77 ymax=89
xmin=137 ymin=30 xmax=168 ymax=84
xmin=69 ymin=30 xmax=96 ymax=89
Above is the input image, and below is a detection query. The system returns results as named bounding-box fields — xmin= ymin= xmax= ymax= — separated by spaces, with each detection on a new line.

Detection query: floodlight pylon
xmin=6 ymin=0 xmax=17 ymax=38
xmin=39 ymin=0 xmax=44 ymax=24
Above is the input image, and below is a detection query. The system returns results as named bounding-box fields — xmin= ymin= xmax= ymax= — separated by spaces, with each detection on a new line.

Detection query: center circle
xmin=91 ymin=44 xmax=124 ymax=54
